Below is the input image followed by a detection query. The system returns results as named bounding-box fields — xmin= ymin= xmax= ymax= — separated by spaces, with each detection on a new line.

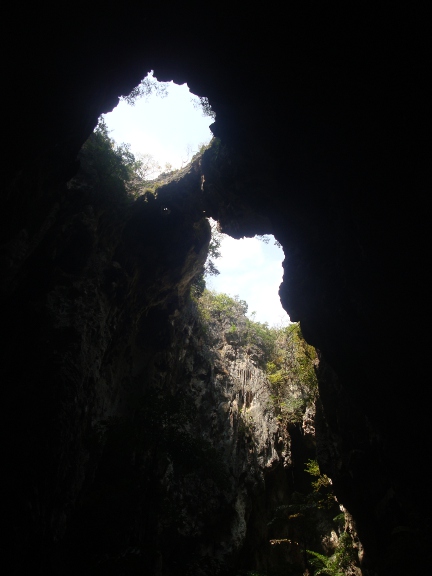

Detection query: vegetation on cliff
xmin=75 ymin=118 xmax=148 ymax=198
xmin=72 ymin=118 xmax=359 ymax=574
xmin=194 ymin=288 xmax=318 ymax=418
xmin=191 ymin=286 xmax=360 ymax=575
xmin=75 ymin=117 xmax=208 ymax=200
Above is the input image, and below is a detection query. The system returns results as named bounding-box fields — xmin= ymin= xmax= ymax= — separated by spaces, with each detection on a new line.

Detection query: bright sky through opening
xmin=103 ymin=77 xmax=213 ymax=170
xmin=103 ymin=75 xmax=290 ymax=326
xmin=207 ymin=234 xmax=290 ymax=327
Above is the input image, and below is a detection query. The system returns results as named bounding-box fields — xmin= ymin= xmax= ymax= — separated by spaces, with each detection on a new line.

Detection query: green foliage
xmin=197 ymin=290 xmax=248 ymax=324
xmin=297 ymin=462 xmax=359 ymax=576
xmin=277 ymin=396 xmax=305 ymax=424
xmin=269 ymin=468 xmax=335 ymax=534
xmin=77 ymin=117 xmax=161 ymax=199
xmin=305 ymin=459 xmax=333 ymax=496
xmin=193 ymin=290 xmax=318 ymax=390
xmin=78 ymin=118 xmax=131 ymax=197
xmin=190 ymin=273 xmax=207 ymax=300
xmin=245 ymin=317 xmax=277 ymax=361
xmin=191 ymin=94 xmax=216 ymax=119
xmin=131 ymin=152 xmax=161 ymax=181
xmin=267 ymin=459 xmax=339 ymax=569
xmin=255 ymin=234 xmax=282 ymax=248
xmin=198 ymin=141 xmax=211 ymax=154
xmin=265 ymin=323 xmax=318 ymax=425
xmin=204 ymin=218 xmax=223 ymax=277
xmin=333 ymin=513 xmax=345 ymax=527
xmin=192 ymin=284 xmax=318 ymax=430
xmin=213 ymin=292 xmax=248 ymax=318
xmin=191 ymin=218 xmax=223 ymax=298
xmin=307 ymin=549 xmax=342 ymax=576
xmin=121 ymin=71 xmax=169 ymax=105
xmin=191 ymin=286 xmax=348 ymax=576
xmin=194 ymin=289 xmax=278 ymax=366
xmin=305 ymin=458 xmax=321 ymax=477
xmin=266 ymin=446 xmax=357 ymax=575
xmin=307 ymin=533 xmax=358 ymax=576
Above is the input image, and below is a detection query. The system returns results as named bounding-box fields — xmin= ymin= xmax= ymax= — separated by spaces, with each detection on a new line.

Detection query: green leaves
xmin=121 ymin=71 xmax=169 ymax=106
xmin=265 ymin=323 xmax=318 ymax=425
xmin=307 ymin=533 xmax=357 ymax=575
xmin=307 ymin=549 xmax=344 ymax=576
xmin=190 ymin=95 xmax=216 ymax=119
xmin=305 ymin=459 xmax=332 ymax=495
xmin=78 ymin=118 xmax=140 ymax=198
xmin=205 ymin=219 xmax=222 ymax=275
xmin=197 ymin=290 xmax=248 ymax=323
xmin=194 ymin=290 xmax=319 ymax=387
xmin=194 ymin=289 xmax=278 ymax=367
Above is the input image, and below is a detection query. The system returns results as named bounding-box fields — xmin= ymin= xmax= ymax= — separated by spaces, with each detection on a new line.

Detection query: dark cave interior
xmin=1 ymin=3 xmax=431 ymax=575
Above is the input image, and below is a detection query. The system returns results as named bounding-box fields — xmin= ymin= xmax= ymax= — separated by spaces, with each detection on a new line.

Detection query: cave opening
xmin=207 ymin=227 xmax=290 ymax=327
xmin=90 ymin=72 xmax=356 ymax=576
xmin=2 ymin=61 xmax=370 ymax=576
xmin=102 ymin=71 xmax=214 ymax=175
xmin=100 ymin=72 xmax=290 ymax=328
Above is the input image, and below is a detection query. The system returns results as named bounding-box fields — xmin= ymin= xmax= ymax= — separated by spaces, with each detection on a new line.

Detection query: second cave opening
xmin=100 ymin=71 xmax=290 ymax=327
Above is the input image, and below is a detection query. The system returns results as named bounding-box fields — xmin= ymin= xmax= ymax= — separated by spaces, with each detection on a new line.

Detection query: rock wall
xmin=1 ymin=155 xmax=208 ymax=573
xmin=1 ymin=141 xmax=331 ymax=574
xmin=59 ymin=284 xmax=344 ymax=576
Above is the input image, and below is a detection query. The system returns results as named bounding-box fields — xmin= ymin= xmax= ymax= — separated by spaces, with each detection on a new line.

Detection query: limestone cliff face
xmin=70 ymin=294 xmax=349 ymax=576
xmin=63 ymin=295 xmax=295 ymax=575
xmin=1 ymin=141 xmax=316 ymax=574
xmin=162 ymin=305 xmax=292 ymax=571
xmin=1 ymin=137 xmax=360 ymax=575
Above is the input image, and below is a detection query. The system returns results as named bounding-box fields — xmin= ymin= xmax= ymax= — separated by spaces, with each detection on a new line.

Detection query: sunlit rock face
xmin=2 ymin=4 xmax=431 ymax=575
xmin=82 ymin=297 xmax=296 ymax=576
xmin=62 ymin=281 xmax=340 ymax=576
xmin=0 ymin=134 xmax=319 ymax=575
